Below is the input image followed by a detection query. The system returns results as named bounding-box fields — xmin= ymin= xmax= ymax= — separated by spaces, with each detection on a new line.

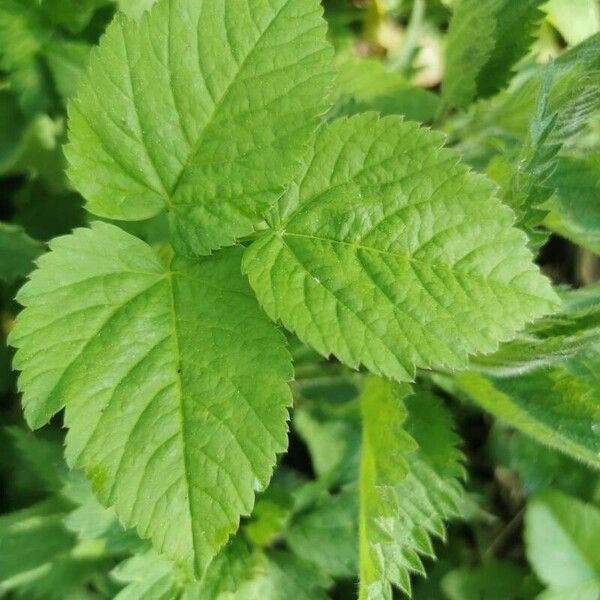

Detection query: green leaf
xmin=456 ymin=350 xmax=600 ymax=469
xmin=0 ymin=497 xmax=75 ymax=589
xmin=331 ymin=57 xmax=440 ymax=123
xmin=121 ymin=537 xmax=333 ymax=600
xmin=45 ymin=39 xmax=92 ymax=102
xmin=493 ymin=38 xmax=599 ymax=247
xmin=13 ymin=182 xmax=85 ymax=241
xmin=525 ymin=490 xmax=600 ymax=599
xmin=469 ymin=39 xmax=600 ymax=243
xmin=234 ymin=551 xmax=331 ymax=600
xmin=191 ymin=538 xmax=257 ymax=600
xmin=286 ymin=488 xmax=358 ymax=578
xmin=0 ymin=113 xmax=68 ymax=192
xmin=62 ymin=473 xmax=123 ymax=542
xmin=66 ymin=0 xmax=333 ymax=255
xmin=294 ymin=401 xmax=361 ymax=486
xmin=0 ymin=90 xmax=26 ymax=166
xmin=117 ymin=0 xmax=158 ymax=19
xmin=441 ymin=0 xmax=500 ymax=111
xmin=358 ymin=377 xmax=464 ymax=599
xmin=0 ymin=222 xmax=43 ymax=283
xmin=244 ymin=487 xmax=293 ymax=548
xmin=545 ymin=154 xmax=600 ymax=254
xmin=0 ymin=0 xmax=95 ymax=112
xmin=462 ymin=33 xmax=600 ymax=146
xmin=244 ymin=114 xmax=559 ymax=383
xmin=112 ymin=551 xmax=183 ymax=600
xmin=0 ymin=0 xmax=54 ymax=115
xmin=475 ymin=0 xmax=545 ymax=99
xmin=441 ymin=561 xmax=540 ymax=600
xmin=14 ymin=551 xmax=113 ymax=600
xmin=488 ymin=425 xmax=599 ymax=500
xmin=112 ymin=540 xmax=260 ymax=599
xmin=499 ymin=63 xmax=560 ymax=247
xmin=10 ymin=222 xmax=293 ymax=575
xmin=5 ymin=426 xmax=65 ymax=493
xmin=41 ymin=0 xmax=111 ymax=34
xmin=359 ymin=378 xmax=416 ymax=599
xmin=458 ymin=27 xmax=600 ymax=241
xmin=0 ymin=485 xmax=114 ymax=600
xmin=0 ymin=333 xmax=13 ymax=397
xmin=200 ymin=538 xmax=329 ymax=600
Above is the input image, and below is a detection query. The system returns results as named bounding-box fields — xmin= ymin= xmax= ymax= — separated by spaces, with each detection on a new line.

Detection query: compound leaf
xmin=10 ymin=222 xmax=293 ymax=575
xmin=244 ymin=114 xmax=559 ymax=383
xmin=66 ymin=0 xmax=333 ymax=255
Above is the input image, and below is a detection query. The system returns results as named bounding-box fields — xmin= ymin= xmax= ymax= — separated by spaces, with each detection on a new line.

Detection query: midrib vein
xmin=165 ymin=270 xmax=200 ymax=573
xmin=167 ymin=0 xmax=291 ymax=202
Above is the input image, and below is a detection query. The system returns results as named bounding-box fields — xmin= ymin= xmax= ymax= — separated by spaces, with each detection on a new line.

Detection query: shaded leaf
xmin=457 ymin=350 xmax=600 ymax=469
xmin=0 ymin=223 xmax=43 ymax=283
xmin=545 ymin=154 xmax=600 ymax=254
xmin=525 ymin=490 xmax=600 ymax=599
xmin=442 ymin=0 xmax=500 ymax=111
xmin=287 ymin=488 xmax=358 ymax=578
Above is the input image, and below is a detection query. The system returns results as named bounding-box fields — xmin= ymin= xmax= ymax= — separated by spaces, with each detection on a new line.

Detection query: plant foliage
xmin=0 ymin=0 xmax=599 ymax=598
